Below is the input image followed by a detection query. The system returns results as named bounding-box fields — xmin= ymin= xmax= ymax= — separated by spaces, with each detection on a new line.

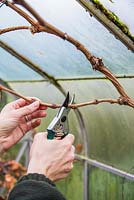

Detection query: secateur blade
xmin=62 ymin=92 xmax=75 ymax=108
xmin=62 ymin=92 xmax=70 ymax=108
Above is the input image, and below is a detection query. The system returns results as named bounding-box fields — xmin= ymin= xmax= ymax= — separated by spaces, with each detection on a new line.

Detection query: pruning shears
xmin=47 ymin=92 xmax=75 ymax=140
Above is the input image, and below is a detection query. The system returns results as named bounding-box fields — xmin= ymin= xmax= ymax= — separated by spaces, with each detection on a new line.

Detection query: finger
xmin=30 ymin=97 xmax=48 ymax=110
xmin=39 ymin=105 xmax=48 ymax=110
xmin=64 ymin=162 xmax=74 ymax=172
xmin=26 ymin=110 xmax=47 ymax=121
xmin=1 ymin=98 xmax=26 ymax=112
xmin=63 ymin=134 xmax=75 ymax=144
xmin=54 ymin=172 xmax=69 ymax=182
xmin=16 ymin=97 xmax=43 ymax=108
xmin=63 ymin=150 xmax=75 ymax=163
xmin=55 ymin=163 xmax=73 ymax=181
xmin=10 ymin=98 xmax=31 ymax=109
xmin=17 ymin=98 xmax=47 ymax=110
xmin=13 ymin=98 xmax=28 ymax=108
xmin=16 ymin=101 xmax=40 ymax=118
xmin=19 ymin=119 xmax=41 ymax=134
xmin=26 ymin=119 xmax=41 ymax=131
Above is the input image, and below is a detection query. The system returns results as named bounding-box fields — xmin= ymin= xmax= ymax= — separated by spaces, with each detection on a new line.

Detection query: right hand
xmin=27 ymin=132 xmax=75 ymax=182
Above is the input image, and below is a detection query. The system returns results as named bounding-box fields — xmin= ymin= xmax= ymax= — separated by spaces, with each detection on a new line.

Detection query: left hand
xmin=0 ymin=98 xmax=47 ymax=152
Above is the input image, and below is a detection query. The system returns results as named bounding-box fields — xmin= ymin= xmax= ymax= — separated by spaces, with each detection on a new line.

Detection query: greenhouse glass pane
xmin=0 ymin=48 xmax=43 ymax=81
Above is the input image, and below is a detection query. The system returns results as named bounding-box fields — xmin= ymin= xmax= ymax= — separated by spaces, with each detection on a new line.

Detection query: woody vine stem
xmin=0 ymin=0 xmax=134 ymax=109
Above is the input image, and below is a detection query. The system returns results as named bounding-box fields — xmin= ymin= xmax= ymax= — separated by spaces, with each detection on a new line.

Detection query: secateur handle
xmin=47 ymin=130 xmax=55 ymax=140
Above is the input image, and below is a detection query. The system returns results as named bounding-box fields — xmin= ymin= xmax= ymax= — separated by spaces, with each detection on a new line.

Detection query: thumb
xmin=63 ymin=134 xmax=75 ymax=144
xmin=33 ymin=132 xmax=48 ymax=143
xmin=16 ymin=101 xmax=40 ymax=118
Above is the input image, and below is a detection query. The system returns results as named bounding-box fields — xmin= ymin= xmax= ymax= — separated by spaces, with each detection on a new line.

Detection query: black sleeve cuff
xmin=17 ymin=173 xmax=55 ymax=187
xmin=8 ymin=173 xmax=66 ymax=200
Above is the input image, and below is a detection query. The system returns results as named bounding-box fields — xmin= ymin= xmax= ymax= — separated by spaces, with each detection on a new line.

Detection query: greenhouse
xmin=0 ymin=0 xmax=134 ymax=199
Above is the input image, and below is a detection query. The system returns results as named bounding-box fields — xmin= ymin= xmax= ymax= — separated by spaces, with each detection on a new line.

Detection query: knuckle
xmin=66 ymin=168 xmax=71 ymax=173
xmin=66 ymin=153 xmax=75 ymax=162
xmin=63 ymin=141 xmax=71 ymax=149
xmin=70 ymin=154 xmax=75 ymax=161
xmin=65 ymin=164 xmax=73 ymax=172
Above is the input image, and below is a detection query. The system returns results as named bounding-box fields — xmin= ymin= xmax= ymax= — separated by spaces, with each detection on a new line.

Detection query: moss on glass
xmin=90 ymin=0 xmax=134 ymax=41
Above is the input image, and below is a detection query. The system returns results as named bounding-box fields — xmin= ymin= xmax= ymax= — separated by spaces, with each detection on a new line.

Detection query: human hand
xmin=27 ymin=132 xmax=75 ymax=182
xmin=0 ymin=98 xmax=47 ymax=153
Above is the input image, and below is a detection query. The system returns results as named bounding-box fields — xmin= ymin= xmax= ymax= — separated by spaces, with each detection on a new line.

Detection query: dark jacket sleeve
xmin=8 ymin=173 xmax=66 ymax=200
